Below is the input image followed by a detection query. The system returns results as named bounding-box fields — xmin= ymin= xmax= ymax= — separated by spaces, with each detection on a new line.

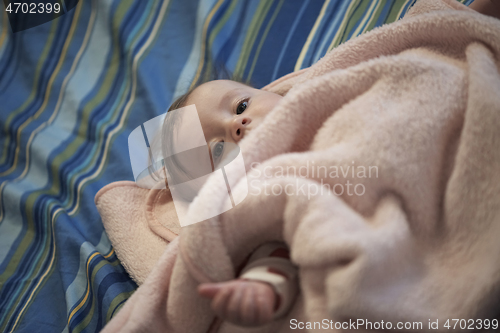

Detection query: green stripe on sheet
xmin=64 ymin=0 xmax=149 ymax=215
xmin=11 ymin=0 xmax=171 ymax=330
xmin=0 ymin=19 xmax=58 ymax=165
xmin=386 ymin=0 xmax=410 ymax=23
xmin=0 ymin=0 xmax=86 ymax=307
xmin=202 ymin=0 xmax=240 ymax=82
xmin=233 ymin=0 xmax=274 ymax=80
xmin=190 ymin=0 xmax=226 ymax=89
xmin=66 ymin=0 xmax=172 ymax=328
xmin=246 ymin=0 xmax=285 ymax=82
xmin=71 ymin=259 xmax=121 ymax=333
xmin=0 ymin=0 xmax=141 ymax=331
xmin=105 ymin=290 xmax=135 ymax=323
xmin=0 ymin=3 xmax=88 ymax=179
xmin=326 ymin=0 xmax=358 ymax=53
xmin=339 ymin=0 xmax=371 ymax=44
xmin=366 ymin=0 xmax=389 ymax=32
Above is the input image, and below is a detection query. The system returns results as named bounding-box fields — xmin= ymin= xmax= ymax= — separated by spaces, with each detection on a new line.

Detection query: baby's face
xmin=161 ymin=80 xmax=281 ymax=201
xmin=184 ymin=80 xmax=282 ymax=162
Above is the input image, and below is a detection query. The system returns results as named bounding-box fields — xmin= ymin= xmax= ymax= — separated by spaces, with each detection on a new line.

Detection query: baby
xmin=158 ymin=79 xmax=298 ymax=327
xmin=144 ymin=1 xmax=500 ymax=327
xmin=168 ymin=79 xmax=282 ymax=147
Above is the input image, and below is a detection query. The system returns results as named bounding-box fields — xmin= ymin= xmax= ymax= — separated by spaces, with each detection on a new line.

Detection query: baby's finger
xmin=239 ymin=283 xmax=257 ymax=325
xmin=225 ymin=282 xmax=246 ymax=323
xmin=211 ymin=284 xmax=234 ymax=319
xmin=255 ymin=284 xmax=275 ymax=324
xmin=198 ymin=283 xmax=223 ymax=299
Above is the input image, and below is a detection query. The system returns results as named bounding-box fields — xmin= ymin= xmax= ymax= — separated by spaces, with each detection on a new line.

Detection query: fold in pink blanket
xmin=97 ymin=0 xmax=500 ymax=331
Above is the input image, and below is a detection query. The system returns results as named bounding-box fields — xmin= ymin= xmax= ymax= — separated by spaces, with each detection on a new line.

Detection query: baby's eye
xmin=236 ymin=101 xmax=248 ymax=115
xmin=212 ymin=141 xmax=225 ymax=161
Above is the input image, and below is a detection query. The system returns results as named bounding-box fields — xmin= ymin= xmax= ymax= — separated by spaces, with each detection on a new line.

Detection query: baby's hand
xmin=198 ymin=279 xmax=277 ymax=327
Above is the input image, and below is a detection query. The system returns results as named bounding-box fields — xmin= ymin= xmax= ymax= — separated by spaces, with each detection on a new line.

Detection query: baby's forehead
xmin=187 ymin=80 xmax=251 ymax=105
xmin=199 ymin=79 xmax=249 ymax=93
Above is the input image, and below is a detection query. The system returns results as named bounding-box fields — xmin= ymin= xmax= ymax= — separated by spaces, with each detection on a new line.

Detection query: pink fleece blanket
xmin=97 ymin=0 xmax=500 ymax=331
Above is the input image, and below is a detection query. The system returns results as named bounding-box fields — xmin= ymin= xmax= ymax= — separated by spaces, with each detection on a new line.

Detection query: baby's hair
xmin=168 ymin=64 xmax=249 ymax=112
xmin=148 ymin=64 xmax=252 ymax=200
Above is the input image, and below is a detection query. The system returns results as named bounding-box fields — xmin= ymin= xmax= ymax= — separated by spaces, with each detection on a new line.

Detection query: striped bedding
xmin=0 ymin=0 xmax=473 ymax=332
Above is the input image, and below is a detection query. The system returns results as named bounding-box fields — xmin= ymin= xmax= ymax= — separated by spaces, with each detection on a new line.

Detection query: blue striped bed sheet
xmin=0 ymin=0 xmax=473 ymax=332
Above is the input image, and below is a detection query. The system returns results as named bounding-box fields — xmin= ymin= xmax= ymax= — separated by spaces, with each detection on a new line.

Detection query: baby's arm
xmin=198 ymin=242 xmax=298 ymax=327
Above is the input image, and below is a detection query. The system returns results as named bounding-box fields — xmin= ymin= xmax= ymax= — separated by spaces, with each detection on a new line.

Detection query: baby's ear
xmin=95 ymin=181 xmax=181 ymax=285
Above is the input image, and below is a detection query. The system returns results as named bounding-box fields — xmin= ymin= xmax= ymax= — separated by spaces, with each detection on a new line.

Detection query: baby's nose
xmin=231 ymin=116 xmax=251 ymax=142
